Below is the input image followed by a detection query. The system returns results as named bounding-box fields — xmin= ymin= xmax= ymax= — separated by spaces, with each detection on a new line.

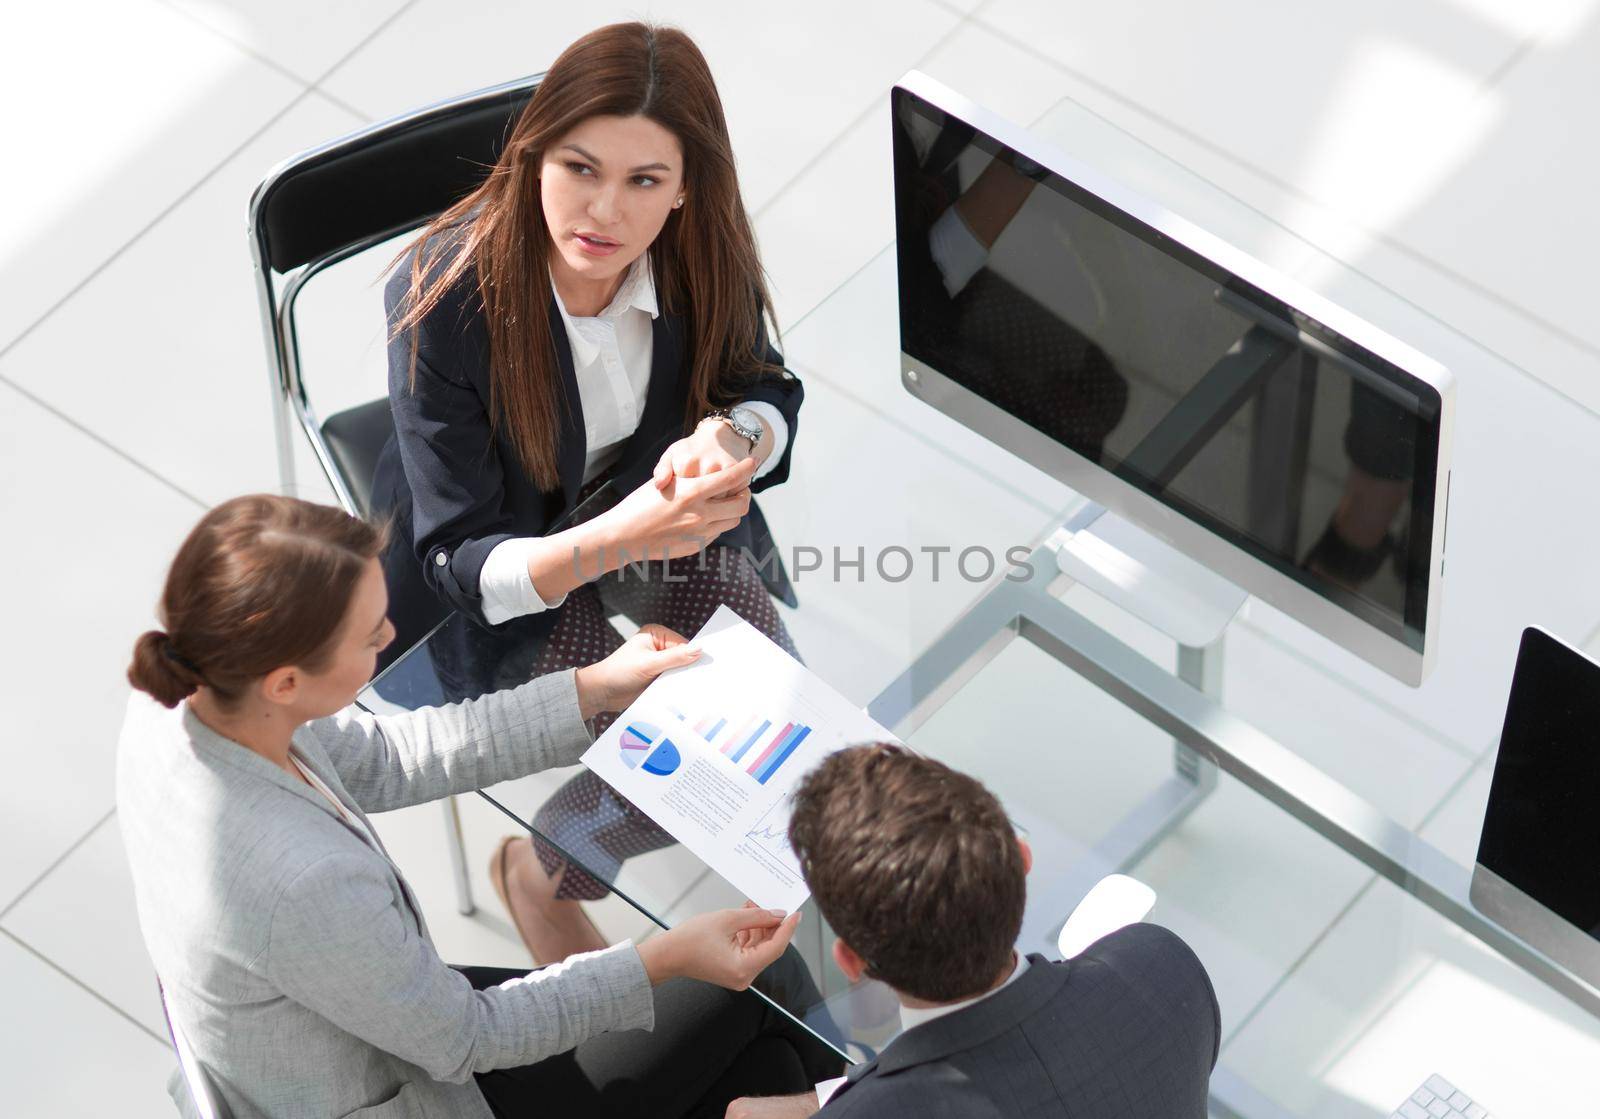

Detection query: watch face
xmin=729 ymin=407 xmax=763 ymax=438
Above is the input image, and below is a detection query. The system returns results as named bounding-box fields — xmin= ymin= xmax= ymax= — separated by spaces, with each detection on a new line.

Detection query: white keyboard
xmin=1392 ymin=1074 xmax=1491 ymax=1119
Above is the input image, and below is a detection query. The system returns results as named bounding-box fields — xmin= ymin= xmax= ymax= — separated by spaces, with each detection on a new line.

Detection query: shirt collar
xmin=897 ymin=951 xmax=1030 ymax=1035
xmin=550 ymin=253 xmax=658 ymax=367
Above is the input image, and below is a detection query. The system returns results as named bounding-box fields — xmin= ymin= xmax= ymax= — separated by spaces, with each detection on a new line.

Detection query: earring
xmin=673 ymin=197 xmax=685 ymax=208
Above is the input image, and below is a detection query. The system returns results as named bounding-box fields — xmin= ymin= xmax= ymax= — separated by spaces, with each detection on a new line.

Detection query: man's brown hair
xmin=787 ymin=744 xmax=1025 ymax=1002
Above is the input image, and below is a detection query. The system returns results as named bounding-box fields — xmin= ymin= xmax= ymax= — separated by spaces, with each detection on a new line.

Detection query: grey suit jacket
xmin=820 ymin=926 xmax=1220 ymax=1118
xmin=117 ymin=671 xmax=654 ymax=1119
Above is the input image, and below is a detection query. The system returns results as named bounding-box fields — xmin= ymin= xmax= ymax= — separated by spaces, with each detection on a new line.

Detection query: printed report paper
xmin=580 ymin=604 xmax=899 ymax=912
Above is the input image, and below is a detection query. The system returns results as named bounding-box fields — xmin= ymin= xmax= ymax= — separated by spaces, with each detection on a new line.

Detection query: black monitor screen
xmin=1478 ymin=628 xmax=1600 ymax=940
xmin=892 ymin=87 xmax=1443 ymax=648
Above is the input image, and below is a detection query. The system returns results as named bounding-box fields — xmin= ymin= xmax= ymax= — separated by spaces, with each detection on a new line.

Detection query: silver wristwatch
xmin=704 ymin=406 xmax=764 ymax=452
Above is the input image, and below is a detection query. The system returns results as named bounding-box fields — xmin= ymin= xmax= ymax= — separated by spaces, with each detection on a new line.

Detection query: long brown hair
xmin=391 ymin=22 xmax=781 ymax=492
xmin=128 ymin=496 xmax=386 ymax=708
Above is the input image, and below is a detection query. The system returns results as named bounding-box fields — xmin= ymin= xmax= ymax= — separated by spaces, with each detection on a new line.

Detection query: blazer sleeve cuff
xmin=595 ymin=941 xmax=655 ymax=1034
xmin=423 ymin=531 xmax=516 ymax=621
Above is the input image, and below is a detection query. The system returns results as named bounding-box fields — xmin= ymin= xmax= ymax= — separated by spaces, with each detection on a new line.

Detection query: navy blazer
xmin=821 ymin=926 xmax=1220 ymax=1119
xmin=371 ymin=247 xmax=802 ymax=659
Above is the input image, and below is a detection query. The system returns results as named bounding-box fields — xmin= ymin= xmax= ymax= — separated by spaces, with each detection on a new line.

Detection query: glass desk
xmin=360 ymin=89 xmax=1600 ymax=1116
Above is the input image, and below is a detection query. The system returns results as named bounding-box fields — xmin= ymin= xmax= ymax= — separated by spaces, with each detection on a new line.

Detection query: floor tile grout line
xmin=1219 ymin=743 xmax=1489 ymax=1049
xmin=0 ymin=0 xmax=420 ymax=368
xmin=750 ymin=10 xmax=973 ymax=223
xmin=774 ymin=61 xmax=1056 ymax=337
xmin=151 ymin=0 xmax=322 ymax=92
xmin=1465 ymin=0 xmax=1578 ymax=103
xmin=1582 ymin=615 xmax=1600 ymax=651
xmin=790 ymin=334 xmax=1062 ymax=520
xmin=1476 ymin=29 xmax=1543 ymax=93
xmin=0 ymin=926 xmax=170 ymax=1048
xmin=1220 ymin=873 xmax=1381 ymax=1050
xmin=1308 ymin=953 xmax=1444 ymax=1086
xmin=0 ymin=85 xmax=316 ymax=364
xmin=0 ymin=0 xmax=419 ymax=505
xmin=307 ymin=83 xmax=378 ymax=126
xmin=967 ymin=15 xmax=1600 ymax=381
xmin=1229 ymin=618 xmax=1480 ymax=761
xmin=0 ymin=377 xmax=208 ymax=509
xmin=306 ymin=0 xmax=424 ymax=88
xmin=656 ymin=866 xmax=719 ymax=925
xmin=0 ymin=808 xmax=119 ymax=923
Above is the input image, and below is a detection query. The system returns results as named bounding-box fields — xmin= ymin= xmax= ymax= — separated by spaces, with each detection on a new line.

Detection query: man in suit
xmin=727 ymin=744 xmax=1220 ymax=1118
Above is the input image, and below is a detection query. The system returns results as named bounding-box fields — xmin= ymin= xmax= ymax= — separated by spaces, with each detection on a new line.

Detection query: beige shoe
xmin=489 ymin=835 xmax=607 ymax=964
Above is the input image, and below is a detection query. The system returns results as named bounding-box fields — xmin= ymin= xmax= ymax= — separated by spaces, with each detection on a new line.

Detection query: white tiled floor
xmin=7 ymin=1 xmax=1600 ymax=1114
xmin=0 ymin=1 xmax=303 ymax=349
xmin=3 ymin=94 xmax=365 ymax=505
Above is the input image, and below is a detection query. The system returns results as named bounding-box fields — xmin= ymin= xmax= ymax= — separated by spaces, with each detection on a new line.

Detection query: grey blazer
xmin=819 ymin=927 xmax=1220 ymax=1118
xmin=117 ymin=671 xmax=655 ymax=1119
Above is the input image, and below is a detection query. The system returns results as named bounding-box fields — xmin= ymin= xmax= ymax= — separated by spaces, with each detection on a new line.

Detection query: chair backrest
xmin=249 ymin=74 xmax=542 ymax=514
xmin=159 ymin=980 xmax=233 ymax=1119
xmin=251 ymin=74 xmax=539 ymax=278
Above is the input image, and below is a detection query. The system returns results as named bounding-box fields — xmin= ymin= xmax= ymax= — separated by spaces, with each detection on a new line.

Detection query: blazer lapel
xmin=288 ymin=739 xmax=435 ymax=943
xmin=181 ymin=706 xmax=432 ymax=939
xmin=181 ymin=705 xmax=342 ymax=821
xmin=549 ymin=293 xmax=587 ymax=512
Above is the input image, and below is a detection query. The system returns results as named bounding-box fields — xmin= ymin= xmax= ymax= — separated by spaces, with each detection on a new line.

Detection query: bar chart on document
xmin=672 ymin=705 xmax=814 ymax=786
xmin=672 ymin=701 xmax=812 ymax=884
xmin=580 ymin=605 xmax=897 ymax=910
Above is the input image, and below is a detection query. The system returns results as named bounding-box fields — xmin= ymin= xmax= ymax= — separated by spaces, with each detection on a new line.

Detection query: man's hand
xmin=726 ymin=1091 xmax=821 ymax=1119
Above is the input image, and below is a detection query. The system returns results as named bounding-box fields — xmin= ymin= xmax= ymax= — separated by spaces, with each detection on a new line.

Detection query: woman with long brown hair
xmin=119 ymin=495 xmax=841 ymax=1118
xmin=371 ymin=22 xmax=806 ymax=962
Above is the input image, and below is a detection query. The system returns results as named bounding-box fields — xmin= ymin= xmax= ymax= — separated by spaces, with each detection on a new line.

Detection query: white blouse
xmin=478 ymin=255 xmax=789 ymax=625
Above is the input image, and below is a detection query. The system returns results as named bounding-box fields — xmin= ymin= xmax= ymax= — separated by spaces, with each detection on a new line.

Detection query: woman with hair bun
xmin=119 ymin=494 xmax=840 ymax=1119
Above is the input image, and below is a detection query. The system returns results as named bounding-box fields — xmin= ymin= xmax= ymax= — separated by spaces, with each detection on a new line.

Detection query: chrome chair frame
xmin=159 ymin=979 xmax=232 ymax=1119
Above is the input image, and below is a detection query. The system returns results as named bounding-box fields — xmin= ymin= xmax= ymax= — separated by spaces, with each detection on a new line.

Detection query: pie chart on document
xmin=618 ymin=721 xmax=681 ymax=777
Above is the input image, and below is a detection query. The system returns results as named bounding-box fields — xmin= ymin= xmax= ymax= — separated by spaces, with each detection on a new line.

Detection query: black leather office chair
xmin=249 ymin=75 xmax=543 ymax=916
xmin=249 ymin=72 xmax=542 ymax=517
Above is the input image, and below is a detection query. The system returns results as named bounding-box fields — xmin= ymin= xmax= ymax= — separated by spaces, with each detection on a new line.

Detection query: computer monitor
xmin=1471 ymin=627 xmax=1600 ymax=989
xmin=891 ymin=72 xmax=1455 ymax=684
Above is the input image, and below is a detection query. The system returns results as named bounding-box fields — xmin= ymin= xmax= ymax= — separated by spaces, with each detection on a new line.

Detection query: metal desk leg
xmin=1038 ymin=638 xmax=1220 ymax=952
xmin=868 ymin=544 xmax=1221 ymax=957
xmin=442 ymin=796 xmax=474 ymax=916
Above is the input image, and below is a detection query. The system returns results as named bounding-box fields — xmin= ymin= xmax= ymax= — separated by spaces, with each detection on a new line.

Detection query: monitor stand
xmin=1049 ymin=500 xmax=1248 ymax=649
xmin=869 ymin=498 xmax=1241 ymax=958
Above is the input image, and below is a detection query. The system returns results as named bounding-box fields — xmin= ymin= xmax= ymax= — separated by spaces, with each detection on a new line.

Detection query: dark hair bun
xmin=128 ymin=495 xmax=385 ymax=710
xmin=128 ymin=630 xmax=200 ymax=708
